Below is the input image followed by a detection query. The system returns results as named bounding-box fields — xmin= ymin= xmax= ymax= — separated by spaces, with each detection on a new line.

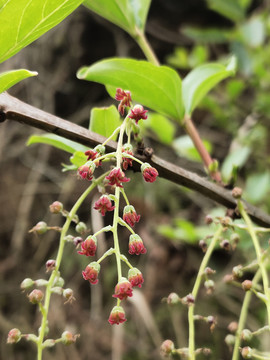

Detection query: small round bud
xmin=53 ymin=277 xmax=65 ymax=288
xmin=49 ymin=201 xmax=63 ymax=214
xmin=205 ymin=215 xmax=213 ymax=225
xmin=20 ymin=278 xmax=34 ymax=290
xmin=232 ymin=187 xmax=242 ymax=199
xmin=182 ymin=294 xmax=195 ymax=306
xmin=51 ymin=287 xmax=63 ymax=295
xmin=94 ymin=144 xmax=106 ymax=155
xmin=232 ymin=265 xmax=243 ymax=279
xmin=72 ymin=214 xmax=79 ymax=224
xmin=63 ymin=288 xmax=75 ymax=303
xmin=30 ymin=221 xmax=48 ymax=235
xmin=228 ymin=321 xmax=238 ymax=333
xmin=35 ymin=279 xmax=48 ymax=287
xmin=46 ymin=259 xmax=56 ymax=272
xmin=199 ymin=240 xmax=207 ymax=252
xmin=241 ymin=346 xmax=252 ymax=359
xmin=204 ymin=279 xmax=215 ymax=294
xmin=64 ymin=235 xmax=74 ymax=243
xmin=223 ymin=274 xmax=234 ymax=283
xmin=242 ymin=280 xmax=252 ymax=291
xmin=73 ymin=236 xmax=83 ymax=246
xmin=7 ymin=328 xmax=21 ymax=344
xmin=220 ymin=239 xmax=231 ymax=251
xmin=225 ymin=334 xmax=235 ymax=347
xmin=61 ymin=331 xmax=79 ymax=345
xmin=28 ymin=289 xmax=44 ymax=304
xmin=241 ymin=329 xmax=253 ymax=341
xmin=75 ymin=222 xmax=87 ymax=235
xmin=204 ymin=267 xmax=215 ymax=275
xmin=43 ymin=339 xmax=55 ymax=348
xmin=167 ymin=292 xmax=180 ymax=305
xmin=160 ymin=339 xmax=175 ymax=357
xmin=207 ymin=316 xmax=216 ymax=329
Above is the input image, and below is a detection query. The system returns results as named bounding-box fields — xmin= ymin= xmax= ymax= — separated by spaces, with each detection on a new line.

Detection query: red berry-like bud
xmin=29 ymin=221 xmax=48 ymax=235
xmin=160 ymin=339 xmax=175 ymax=357
xmin=49 ymin=201 xmax=63 ymax=214
xmin=28 ymin=289 xmax=44 ymax=304
xmin=128 ymin=268 xmax=144 ymax=288
xmin=112 ymin=277 xmax=133 ymax=300
xmin=128 ymin=104 xmax=148 ymax=123
xmin=73 ymin=236 xmax=83 ymax=247
xmin=7 ymin=328 xmax=21 ymax=344
xmin=78 ymin=161 xmax=96 ymax=181
xmin=128 ymin=234 xmax=147 ymax=255
xmin=123 ymin=205 xmax=140 ymax=227
xmin=115 ymin=88 xmax=132 ymax=116
xmin=82 ymin=262 xmax=100 ymax=284
xmin=46 ymin=259 xmax=56 ymax=272
xmin=61 ymin=331 xmax=79 ymax=345
xmin=108 ymin=306 xmax=127 ymax=325
xmin=106 ymin=168 xmax=130 ymax=188
xmin=141 ymin=163 xmax=159 ymax=183
xmin=242 ymin=280 xmax=252 ymax=291
xmin=94 ymin=195 xmax=115 ymax=216
xmin=78 ymin=236 xmax=97 ymax=256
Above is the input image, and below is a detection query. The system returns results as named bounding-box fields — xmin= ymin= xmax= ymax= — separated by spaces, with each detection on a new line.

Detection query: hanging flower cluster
xmin=77 ymin=88 xmax=159 ymax=324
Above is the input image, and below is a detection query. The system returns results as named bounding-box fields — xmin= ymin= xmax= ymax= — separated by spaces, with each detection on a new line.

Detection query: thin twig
xmin=1 ymin=92 xmax=270 ymax=227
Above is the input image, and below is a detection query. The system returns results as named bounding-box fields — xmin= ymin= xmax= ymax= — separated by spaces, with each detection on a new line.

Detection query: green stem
xmin=111 ymin=117 xmax=128 ymax=282
xmin=232 ymin=270 xmax=261 ymax=360
xmin=120 ymin=188 xmax=130 ymax=206
xmin=120 ymin=254 xmax=133 ymax=269
xmin=134 ymin=27 xmax=160 ymax=66
xmin=93 ymin=225 xmax=112 ymax=237
xmin=102 ymin=126 xmax=121 ymax=146
xmin=36 ymin=173 xmax=107 ymax=360
xmin=97 ymin=247 xmax=115 ymax=264
xmin=188 ymin=225 xmax=223 ymax=360
xmin=238 ymin=201 xmax=270 ymax=325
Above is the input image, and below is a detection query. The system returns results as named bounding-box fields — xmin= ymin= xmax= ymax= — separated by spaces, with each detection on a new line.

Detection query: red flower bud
xmin=115 ymin=88 xmax=132 ymax=116
xmin=106 ymin=168 xmax=130 ymax=188
xmin=141 ymin=163 xmax=158 ymax=183
xmin=122 ymin=144 xmax=133 ymax=170
xmin=77 ymin=161 xmax=96 ymax=181
xmin=7 ymin=328 xmax=21 ymax=344
xmin=160 ymin=339 xmax=175 ymax=357
xmin=49 ymin=201 xmax=63 ymax=214
xmin=82 ymin=262 xmax=100 ymax=284
xmin=128 ymin=234 xmax=147 ymax=255
xmin=123 ymin=205 xmax=140 ymax=227
xmin=128 ymin=104 xmax=148 ymax=123
xmin=94 ymin=195 xmax=115 ymax=216
xmin=28 ymin=289 xmax=44 ymax=304
xmin=78 ymin=236 xmax=97 ymax=256
xmin=108 ymin=306 xmax=127 ymax=325
xmin=128 ymin=268 xmax=144 ymax=288
xmin=46 ymin=259 xmax=56 ymax=272
xmin=112 ymin=277 xmax=133 ymax=300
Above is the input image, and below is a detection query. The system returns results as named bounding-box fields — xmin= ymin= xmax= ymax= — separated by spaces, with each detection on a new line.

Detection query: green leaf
xmin=0 ymin=0 xmax=84 ymax=64
xmin=90 ymin=105 xmax=121 ymax=139
xmin=27 ymin=134 xmax=88 ymax=153
xmin=173 ymin=135 xmax=212 ymax=162
xmin=83 ymin=0 xmax=151 ymax=36
xmin=244 ymin=172 xmax=270 ymax=204
xmin=221 ymin=146 xmax=251 ymax=182
xmin=0 ymin=69 xmax=37 ymax=93
xmin=182 ymin=27 xmax=231 ymax=44
xmin=207 ymin=0 xmax=245 ymax=22
xmin=70 ymin=151 xmax=88 ymax=167
xmin=77 ymin=58 xmax=183 ymax=121
xmin=182 ymin=56 xmax=236 ymax=116
xmin=240 ymin=17 xmax=265 ymax=48
xmin=140 ymin=112 xmax=175 ymax=145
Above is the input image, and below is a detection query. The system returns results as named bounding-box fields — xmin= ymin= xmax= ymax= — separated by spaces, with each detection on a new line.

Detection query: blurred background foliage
xmin=1 ymin=0 xmax=270 ymax=359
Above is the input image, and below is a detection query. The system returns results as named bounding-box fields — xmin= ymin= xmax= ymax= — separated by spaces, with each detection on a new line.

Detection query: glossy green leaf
xmin=90 ymin=105 xmax=121 ymax=139
xmin=173 ymin=135 xmax=212 ymax=162
xmin=0 ymin=0 xmax=84 ymax=64
xmin=221 ymin=146 xmax=251 ymax=182
xmin=70 ymin=151 xmax=88 ymax=166
xmin=83 ymin=0 xmax=151 ymax=36
xmin=245 ymin=172 xmax=270 ymax=204
xmin=140 ymin=113 xmax=175 ymax=145
xmin=182 ymin=27 xmax=231 ymax=44
xmin=77 ymin=58 xmax=183 ymax=121
xmin=27 ymin=134 xmax=88 ymax=153
xmin=207 ymin=0 xmax=245 ymax=22
xmin=182 ymin=57 xmax=236 ymax=116
xmin=0 ymin=69 xmax=37 ymax=94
